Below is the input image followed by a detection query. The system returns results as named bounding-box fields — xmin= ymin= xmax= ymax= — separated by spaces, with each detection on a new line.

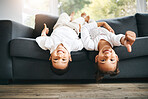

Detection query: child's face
xmin=95 ymin=46 xmax=119 ymax=72
xmin=49 ymin=44 xmax=72 ymax=70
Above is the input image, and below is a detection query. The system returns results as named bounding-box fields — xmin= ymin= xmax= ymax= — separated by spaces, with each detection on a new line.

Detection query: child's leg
xmin=80 ymin=12 xmax=90 ymax=23
xmin=69 ymin=13 xmax=89 ymax=33
xmin=69 ymin=13 xmax=88 ymax=34
xmin=70 ymin=12 xmax=75 ymax=22
xmin=53 ymin=13 xmax=71 ymax=30
xmin=68 ymin=17 xmax=84 ymax=34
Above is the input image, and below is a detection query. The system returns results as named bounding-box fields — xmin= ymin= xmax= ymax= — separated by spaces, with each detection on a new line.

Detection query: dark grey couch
xmin=0 ymin=13 xmax=148 ymax=84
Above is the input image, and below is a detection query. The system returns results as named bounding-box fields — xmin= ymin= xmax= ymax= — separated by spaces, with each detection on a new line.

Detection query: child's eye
xmin=111 ymin=59 xmax=115 ymax=61
xmin=101 ymin=59 xmax=105 ymax=62
xmin=62 ymin=59 xmax=66 ymax=61
xmin=54 ymin=59 xmax=58 ymax=60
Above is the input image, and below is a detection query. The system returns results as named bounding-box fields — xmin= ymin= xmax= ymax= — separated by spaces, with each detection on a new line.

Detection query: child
xmin=36 ymin=12 xmax=90 ymax=75
xmin=81 ymin=20 xmax=136 ymax=81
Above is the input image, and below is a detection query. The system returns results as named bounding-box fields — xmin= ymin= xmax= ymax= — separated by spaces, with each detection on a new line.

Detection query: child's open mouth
xmin=57 ymin=50 xmax=64 ymax=53
xmin=103 ymin=49 xmax=112 ymax=53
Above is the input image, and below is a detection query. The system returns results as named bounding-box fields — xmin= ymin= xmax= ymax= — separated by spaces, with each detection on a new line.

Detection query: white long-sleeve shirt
xmin=81 ymin=21 xmax=124 ymax=51
xmin=36 ymin=26 xmax=83 ymax=54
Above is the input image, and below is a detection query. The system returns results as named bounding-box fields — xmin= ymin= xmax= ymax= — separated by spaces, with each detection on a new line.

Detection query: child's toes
xmin=81 ymin=12 xmax=86 ymax=18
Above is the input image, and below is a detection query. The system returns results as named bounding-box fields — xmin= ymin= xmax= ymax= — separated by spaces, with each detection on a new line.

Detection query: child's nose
xmin=104 ymin=53 xmax=111 ymax=58
xmin=57 ymin=54 xmax=62 ymax=58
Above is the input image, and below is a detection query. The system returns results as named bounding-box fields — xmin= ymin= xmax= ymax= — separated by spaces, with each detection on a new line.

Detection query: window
xmin=23 ymin=0 xmax=58 ymax=28
xmin=147 ymin=0 xmax=148 ymax=11
xmin=137 ymin=0 xmax=147 ymax=13
xmin=22 ymin=0 xmax=147 ymax=27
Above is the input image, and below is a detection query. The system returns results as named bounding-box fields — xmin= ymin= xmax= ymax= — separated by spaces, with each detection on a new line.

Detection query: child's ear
xmin=69 ymin=55 xmax=72 ymax=62
xmin=116 ymin=55 xmax=119 ymax=61
xmin=95 ymin=55 xmax=98 ymax=63
xmin=49 ymin=56 xmax=52 ymax=61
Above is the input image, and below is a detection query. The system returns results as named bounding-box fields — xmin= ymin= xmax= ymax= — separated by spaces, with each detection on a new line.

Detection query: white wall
xmin=0 ymin=0 xmax=23 ymax=23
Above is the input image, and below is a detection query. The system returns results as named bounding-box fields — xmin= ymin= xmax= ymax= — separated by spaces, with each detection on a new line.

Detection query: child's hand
xmin=121 ymin=31 xmax=136 ymax=52
xmin=97 ymin=22 xmax=115 ymax=33
xmin=41 ymin=23 xmax=49 ymax=36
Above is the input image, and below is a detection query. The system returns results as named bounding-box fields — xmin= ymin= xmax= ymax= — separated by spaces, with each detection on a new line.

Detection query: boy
xmin=81 ymin=21 xmax=136 ymax=81
xmin=36 ymin=12 xmax=90 ymax=75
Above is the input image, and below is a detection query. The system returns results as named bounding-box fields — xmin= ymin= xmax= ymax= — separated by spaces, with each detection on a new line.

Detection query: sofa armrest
xmin=114 ymin=36 xmax=148 ymax=60
xmin=0 ymin=20 xmax=33 ymax=81
xmin=0 ymin=20 xmax=33 ymax=38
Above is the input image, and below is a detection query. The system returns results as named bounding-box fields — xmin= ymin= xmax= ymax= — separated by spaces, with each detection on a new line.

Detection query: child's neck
xmin=98 ymin=39 xmax=112 ymax=51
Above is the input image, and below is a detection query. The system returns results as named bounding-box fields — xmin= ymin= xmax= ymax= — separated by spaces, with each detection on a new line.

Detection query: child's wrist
xmin=120 ymin=36 xmax=125 ymax=45
xmin=41 ymin=31 xmax=46 ymax=36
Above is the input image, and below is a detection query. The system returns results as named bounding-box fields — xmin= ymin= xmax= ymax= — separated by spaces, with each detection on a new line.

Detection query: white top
xmin=81 ymin=21 xmax=125 ymax=51
xmin=36 ymin=26 xmax=83 ymax=54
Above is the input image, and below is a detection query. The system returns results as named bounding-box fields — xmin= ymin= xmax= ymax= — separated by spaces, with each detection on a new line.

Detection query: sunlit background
xmin=0 ymin=0 xmax=148 ymax=28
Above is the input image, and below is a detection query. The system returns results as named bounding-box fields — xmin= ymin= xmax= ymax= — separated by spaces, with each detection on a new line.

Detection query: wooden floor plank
xmin=0 ymin=83 xmax=147 ymax=99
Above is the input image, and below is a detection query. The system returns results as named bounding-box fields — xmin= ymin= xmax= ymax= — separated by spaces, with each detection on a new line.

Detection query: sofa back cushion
xmin=33 ymin=14 xmax=58 ymax=38
xmin=34 ymin=14 xmax=138 ymax=38
xmin=135 ymin=13 xmax=148 ymax=37
xmin=98 ymin=16 xmax=138 ymax=36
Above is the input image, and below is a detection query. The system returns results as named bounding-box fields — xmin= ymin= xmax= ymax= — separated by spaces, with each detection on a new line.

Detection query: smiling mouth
xmin=57 ymin=50 xmax=64 ymax=53
xmin=103 ymin=49 xmax=112 ymax=53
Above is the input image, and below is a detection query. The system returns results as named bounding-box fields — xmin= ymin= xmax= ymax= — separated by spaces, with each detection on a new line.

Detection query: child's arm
xmin=120 ymin=31 xmax=136 ymax=52
xmin=36 ymin=24 xmax=53 ymax=51
xmin=97 ymin=22 xmax=115 ymax=33
xmin=81 ymin=24 xmax=95 ymax=50
xmin=36 ymin=36 xmax=53 ymax=51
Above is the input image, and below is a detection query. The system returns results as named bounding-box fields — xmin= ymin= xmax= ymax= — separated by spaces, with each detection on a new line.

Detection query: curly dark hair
xmin=95 ymin=62 xmax=120 ymax=83
xmin=49 ymin=61 xmax=71 ymax=75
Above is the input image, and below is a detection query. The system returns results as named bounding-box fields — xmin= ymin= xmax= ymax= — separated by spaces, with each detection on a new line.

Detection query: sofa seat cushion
xmin=98 ymin=16 xmax=138 ymax=36
xmin=135 ymin=13 xmax=148 ymax=37
xmin=88 ymin=37 xmax=148 ymax=62
xmin=10 ymin=38 xmax=88 ymax=61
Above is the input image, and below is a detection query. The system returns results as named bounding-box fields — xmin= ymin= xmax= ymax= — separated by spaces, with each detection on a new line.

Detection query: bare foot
xmin=81 ymin=12 xmax=86 ymax=18
xmin=85 ymin=16 xmax=90 ymax=23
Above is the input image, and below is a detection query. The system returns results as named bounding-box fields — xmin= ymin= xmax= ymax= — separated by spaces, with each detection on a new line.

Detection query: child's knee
xmin=60 ymin=13 xmax=69 ymax=18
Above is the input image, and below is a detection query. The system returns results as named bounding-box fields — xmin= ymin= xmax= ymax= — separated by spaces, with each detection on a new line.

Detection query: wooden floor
xmin=0 ymin=83 xmax=148 ymax=99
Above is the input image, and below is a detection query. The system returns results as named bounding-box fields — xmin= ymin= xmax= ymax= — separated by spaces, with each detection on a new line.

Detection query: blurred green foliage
xmin=58 ymin=0 xmax=91 ymax=15
xmin=25 ymin=0 xmax=148 ymax=28
xmin=59 ymin=0 xmax=136 ymax=21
